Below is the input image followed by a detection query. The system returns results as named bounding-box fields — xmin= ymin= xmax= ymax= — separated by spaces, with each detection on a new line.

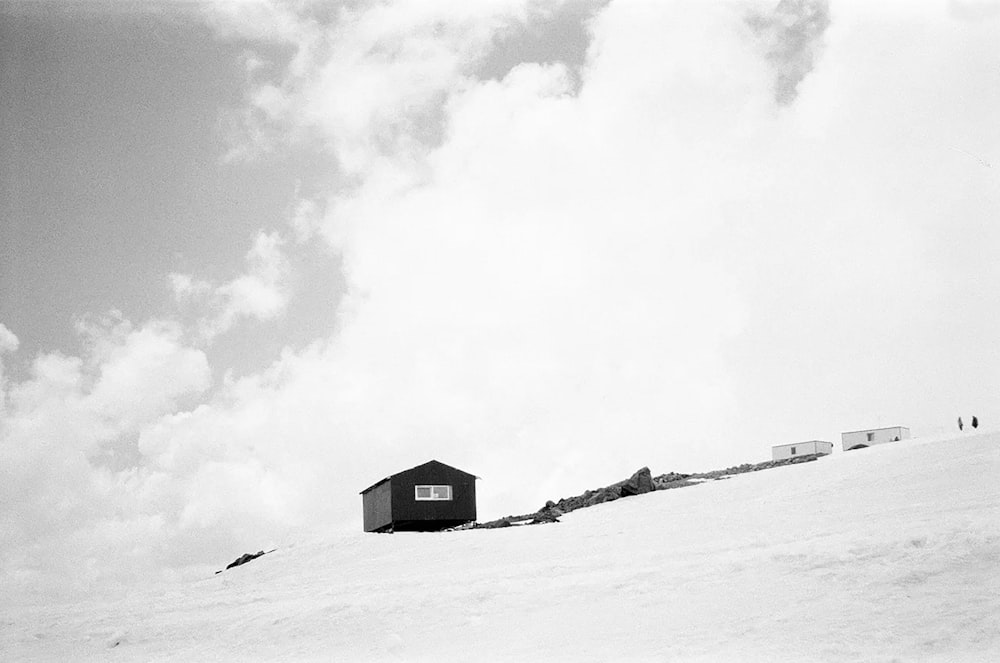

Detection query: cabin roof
xmin=771 ymin=440 xmax=832 ymax=448
xmin=841 ymin=425 xmax=909 ymax=435
xmin=359 ymin=476 xmax=391 ymax=496
xmin=359 ymin=459 xmax=480 ymax=495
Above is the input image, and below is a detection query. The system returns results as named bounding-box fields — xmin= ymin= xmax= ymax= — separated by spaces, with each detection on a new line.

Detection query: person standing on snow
xmin=958 ymin=416 xmax=964 ymax=431
xmin=972 ymin=416 xmax=979 ymax=429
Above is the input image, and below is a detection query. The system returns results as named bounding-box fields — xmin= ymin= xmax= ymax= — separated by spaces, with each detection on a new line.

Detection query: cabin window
xmin=790 ymin=446 xmax=796 ymax=455
xmin=415 ymin=485 xmax=453 ymax=501
xmin=866 ymin=432 xmax=875 ymax=442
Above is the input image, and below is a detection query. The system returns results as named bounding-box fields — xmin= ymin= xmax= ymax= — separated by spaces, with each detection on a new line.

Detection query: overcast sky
xmin=2 ymin=0 xmax=999 ymax=601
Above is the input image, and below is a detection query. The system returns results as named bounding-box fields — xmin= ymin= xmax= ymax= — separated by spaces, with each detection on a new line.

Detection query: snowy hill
xmin=4 ymin=433 xmax=998 ymax=662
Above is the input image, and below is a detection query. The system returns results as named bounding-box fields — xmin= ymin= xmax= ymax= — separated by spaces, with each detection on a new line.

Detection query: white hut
xmin=841 ymin=426 xmax=910 ymax=451
xmin=771 ymin=440 xmax=834 ymax=461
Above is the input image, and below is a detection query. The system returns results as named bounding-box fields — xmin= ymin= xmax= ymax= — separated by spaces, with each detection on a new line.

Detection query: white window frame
xmin=415 ymin=485 xmax=453 ymax=501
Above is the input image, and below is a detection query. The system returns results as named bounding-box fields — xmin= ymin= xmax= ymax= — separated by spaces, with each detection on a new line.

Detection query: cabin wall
xmin=362 ymin=481 xmax=393 ymax=533
xmin=772 ymin=443 xmax=807 ymax=460
xmin=842 ymin=427 xmax=909 ymax=451
xmin=771 ymin=441 xmax=834 ymax=460
xmin=391 ymin=463 xmax=477 ymax=528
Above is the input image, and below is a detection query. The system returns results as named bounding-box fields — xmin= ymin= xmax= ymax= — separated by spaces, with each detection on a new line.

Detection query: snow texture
xmin=2 ymin=433 xmax=998 ymax=662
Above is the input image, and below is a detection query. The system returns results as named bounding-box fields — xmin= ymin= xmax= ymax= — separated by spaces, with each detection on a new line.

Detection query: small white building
xmin=841 ymin=426 xmax=910 ymax=451
xmin=771 ymin=440 xmax=834 ymax=461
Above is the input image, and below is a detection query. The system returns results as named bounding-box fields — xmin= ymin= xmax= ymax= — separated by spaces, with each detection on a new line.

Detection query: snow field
xmin=2 ymin=432 xmax=998 ymax=662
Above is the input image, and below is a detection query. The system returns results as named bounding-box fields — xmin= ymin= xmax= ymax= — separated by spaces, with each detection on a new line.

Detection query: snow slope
xmin=3 ymin=433 xmax=998 ymax=662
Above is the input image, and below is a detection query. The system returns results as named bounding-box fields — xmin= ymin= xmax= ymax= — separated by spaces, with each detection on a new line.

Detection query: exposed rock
xmin=215 ymin=548 xmax=276 ymax=574
xmin=530 ymin=512 xmax=560 ymax=524
xmin=653 ymin=471 xmax=695 ymax=490
xmin=106 ymin=630 xmax=128 ymax=649
xmin=471 ymin=453 xmax=828 ymax=532
xmin=227 ymin=550 xmax=266 ymax=569
xmin=620 ymin=467 xmax=655 ymax=497
xmin=538 ymin=503 xmax=564 ymax=518
xmin=690 ymin=453 xmax=822 ymax=480
xmin=654 ymin=471 xmax=691 ymax=483
xmin=587 ymin=487 xmax=621 ymax=506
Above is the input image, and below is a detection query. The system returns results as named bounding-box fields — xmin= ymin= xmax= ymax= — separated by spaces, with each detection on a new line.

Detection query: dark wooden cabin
xmin=360 ymin=460 xmax=478 ymax=533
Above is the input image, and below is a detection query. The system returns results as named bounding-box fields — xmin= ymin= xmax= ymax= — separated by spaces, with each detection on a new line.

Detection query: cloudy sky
xmin=2 ymin=0 xmax=999 ymax=600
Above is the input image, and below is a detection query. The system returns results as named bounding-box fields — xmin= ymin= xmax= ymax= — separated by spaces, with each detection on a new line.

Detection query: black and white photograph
xmin=2 ymin=0 xmax=999 ymax=660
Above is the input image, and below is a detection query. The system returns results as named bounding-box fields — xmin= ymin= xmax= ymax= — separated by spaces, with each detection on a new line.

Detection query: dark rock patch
xmin=215 ymin=548 xmax=277 ymax=575
xmin=619 ymin=466 xmax=655 ymax=497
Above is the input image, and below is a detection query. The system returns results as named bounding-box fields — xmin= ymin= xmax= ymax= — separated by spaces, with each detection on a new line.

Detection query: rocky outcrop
xmin=215 ymin=548 xmax=276 ymax=574
xmin=653 ymin=471 xmax=695 ymax=490
xmin=473 ymin=467 xmax=661 ymax=529
xmin=228 ymin=550 xmax=266 ymax=569
xmin=530 ymin=510 xmax=561 ymax=524
xmin=619 ymin=467 xmax=655 ymax=497
xmin=689 ymin=453 xmax=822 ymax=480
xmin=469 ymin=454 xmax=827 ymax=531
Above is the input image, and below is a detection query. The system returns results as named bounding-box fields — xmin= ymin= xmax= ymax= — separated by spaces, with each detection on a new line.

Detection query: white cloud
xmin=214 ymin=231 xmax=289 ymax=327
xmin=168 ymin=273 xmax=212 ymax=302
xmin=171 ymin=230 xmax=290 ymax=341
xmin=0 ymin=322 xmax=17 ymax=354
xmin=288 ymin=188 xmax=324 ymax=243
xmin=0 ymin=323 xmax=18 ymax=413
xmin=0 ymin=316 xmax=210 ymax=598
xmin=201 ymin=0 xmax=321 ymax=45
xmin=87 ymin=322 xmax=212 ymax=431
xmin=209 ymin=0 xmax=536 ymax=171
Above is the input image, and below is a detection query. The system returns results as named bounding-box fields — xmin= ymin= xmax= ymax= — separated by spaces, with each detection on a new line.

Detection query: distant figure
xmin=972 ymin=416 xmax=979 ymax=429
xmin=958 ymin=416 xmax=964 ymax=431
